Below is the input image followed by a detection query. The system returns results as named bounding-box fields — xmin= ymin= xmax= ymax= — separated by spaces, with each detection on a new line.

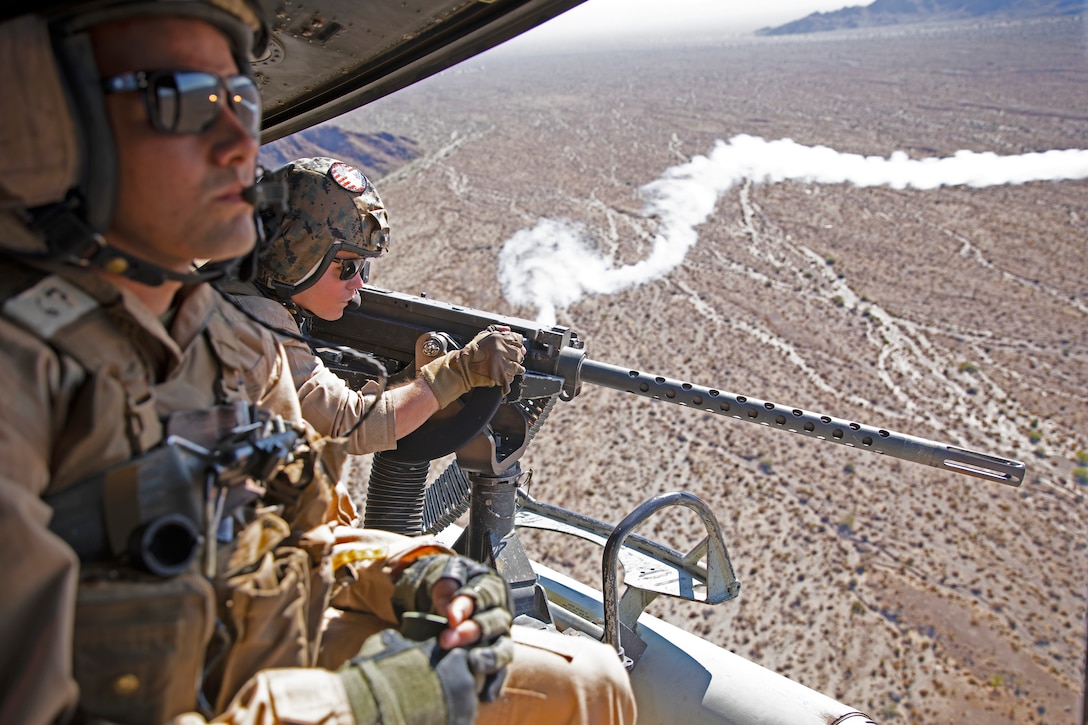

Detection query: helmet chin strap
xmin=89 ymin=244 xmax=237 ymax=285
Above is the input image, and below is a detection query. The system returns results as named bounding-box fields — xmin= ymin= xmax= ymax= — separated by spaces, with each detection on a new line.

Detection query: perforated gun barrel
xmin=577 ymin=359 xmax=1026 ymax=486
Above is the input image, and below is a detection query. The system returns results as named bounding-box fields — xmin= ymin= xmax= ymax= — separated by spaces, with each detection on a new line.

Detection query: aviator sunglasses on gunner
xmin=332 ymin=257 xmax=371 ymax=282
xmin=101 ymin=69 xmax=261 ymax=137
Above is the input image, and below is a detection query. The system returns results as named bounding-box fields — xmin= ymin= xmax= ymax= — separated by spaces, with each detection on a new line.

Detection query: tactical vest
xmin=0 ymin=262 xmax=333 ymax=722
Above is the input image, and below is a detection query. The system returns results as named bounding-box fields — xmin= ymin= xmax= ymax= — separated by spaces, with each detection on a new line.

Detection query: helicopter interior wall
xmin=254 ymin=0 xmax=591 ymax=140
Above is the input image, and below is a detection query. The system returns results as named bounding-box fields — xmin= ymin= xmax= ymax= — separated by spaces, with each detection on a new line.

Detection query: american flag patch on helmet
xmin=329 ymin=161 xmax=368 ymax=193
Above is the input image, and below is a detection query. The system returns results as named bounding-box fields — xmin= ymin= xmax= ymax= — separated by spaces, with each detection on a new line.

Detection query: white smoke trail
xmin=498 ymin=134 xmax=1088 ymax=324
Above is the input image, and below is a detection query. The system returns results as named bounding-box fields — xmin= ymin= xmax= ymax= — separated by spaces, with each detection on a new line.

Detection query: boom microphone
xmin=243 ymin=177 xmax=289 ymax=212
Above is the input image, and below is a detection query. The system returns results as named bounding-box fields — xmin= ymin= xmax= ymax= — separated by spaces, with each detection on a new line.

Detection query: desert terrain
xmin=265 ymin=16 xmax=1088 ymax=723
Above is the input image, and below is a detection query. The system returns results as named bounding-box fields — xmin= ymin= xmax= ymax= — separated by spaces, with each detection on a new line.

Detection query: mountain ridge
xmin=757 ymin=0 xmax=1085 ymax=35
xmin=259 ymin=126 xmax=419 ymax=177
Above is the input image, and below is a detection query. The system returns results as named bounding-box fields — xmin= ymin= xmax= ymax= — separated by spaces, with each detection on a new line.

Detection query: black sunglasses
xmin=332 ymin=257 xmax=370 ymax=282
xmin=101 ymin=69 xmax=261 ymax=138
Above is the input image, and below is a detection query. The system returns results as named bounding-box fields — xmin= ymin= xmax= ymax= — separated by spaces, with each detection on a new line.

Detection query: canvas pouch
xmin=72 ymin=573 xmax=216 ymax=723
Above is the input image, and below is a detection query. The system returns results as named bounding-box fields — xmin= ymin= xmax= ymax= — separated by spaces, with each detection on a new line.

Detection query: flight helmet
xmin=256 ymin=157 xmax=390 ymax=301
xmin=0 ymin=0 xmax=268 ymax=282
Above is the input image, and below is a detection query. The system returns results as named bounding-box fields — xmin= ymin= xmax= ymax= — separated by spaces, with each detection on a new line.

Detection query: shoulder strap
xmin=203 ymin=301 xmax=257 ymax=405
xmin=2 ymin=272 xmax=163 ymax=453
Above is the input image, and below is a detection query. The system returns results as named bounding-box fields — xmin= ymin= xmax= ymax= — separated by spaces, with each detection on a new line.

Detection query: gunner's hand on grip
xmin=420 ymin=325 xmax=526 ymax=408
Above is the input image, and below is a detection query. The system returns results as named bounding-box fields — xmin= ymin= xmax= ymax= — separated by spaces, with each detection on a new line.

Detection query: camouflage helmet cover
xmin=257 ymin=157 xmax=390 ymax=298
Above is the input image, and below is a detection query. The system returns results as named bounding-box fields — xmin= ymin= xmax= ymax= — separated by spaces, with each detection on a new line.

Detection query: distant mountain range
xmin=259 ymin=125 xmax=419 ymax=178
xmin=757 ymin=0 xmax=1085 ymax=35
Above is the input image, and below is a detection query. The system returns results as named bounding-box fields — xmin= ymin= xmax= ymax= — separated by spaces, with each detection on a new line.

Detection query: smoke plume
xmin=497 ymin=134 xmax=1088 ymax=324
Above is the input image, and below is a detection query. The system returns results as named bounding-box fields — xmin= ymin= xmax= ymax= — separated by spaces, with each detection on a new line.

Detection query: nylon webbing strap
xmin=356 ymin=659 xmax=399 ymax=723
xmin=205 ymin=308 xmax=250 ymax=404
xmin=337 ymin=665 xmax=381 ymax=725
xmin=2 ymin=273 xmax=162 ymax=452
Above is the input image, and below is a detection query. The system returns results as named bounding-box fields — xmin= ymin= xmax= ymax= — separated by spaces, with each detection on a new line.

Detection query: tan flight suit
xmin=230 ymin=291 xmax=396 ymax=457
xmin=226 ymin=286 xmax=395 ymax=493
xmin=0 ymin=216 xmax=636 ymax=725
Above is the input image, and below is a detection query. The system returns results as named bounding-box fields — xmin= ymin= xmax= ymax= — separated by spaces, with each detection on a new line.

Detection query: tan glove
xmin=419 ymin=326 xmax=526 ymax=408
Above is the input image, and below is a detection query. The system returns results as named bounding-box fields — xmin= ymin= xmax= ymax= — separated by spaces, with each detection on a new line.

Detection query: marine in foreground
xmin=0 ymin=1 xmax=635 ymax=723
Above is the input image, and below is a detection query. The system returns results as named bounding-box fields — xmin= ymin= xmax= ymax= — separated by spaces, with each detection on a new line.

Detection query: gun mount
xmin=309 ymin=284 xmax=1023 ymax=724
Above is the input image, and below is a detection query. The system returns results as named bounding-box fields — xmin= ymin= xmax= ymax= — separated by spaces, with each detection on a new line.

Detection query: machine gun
xmin=47 ymin=404 xmax=303 ymax=578
xmin=310 ymin=284 xmax=1026 ymax=679
xmin=312 ymin=284 xmax=1026 ymax=485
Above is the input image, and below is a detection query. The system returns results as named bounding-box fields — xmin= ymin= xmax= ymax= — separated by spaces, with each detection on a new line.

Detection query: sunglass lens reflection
xmin=226 ymin=76 xmax=261 ymax=136
xmin=152 ymin=72 xmax=260 ymax=136
xmin=338 ymin=259 xmax=363 ymax=280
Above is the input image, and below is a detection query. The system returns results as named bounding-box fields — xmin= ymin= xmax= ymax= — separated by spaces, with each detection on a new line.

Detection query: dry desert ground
xmin=267 ymin=15 xmax=1088 ymax=723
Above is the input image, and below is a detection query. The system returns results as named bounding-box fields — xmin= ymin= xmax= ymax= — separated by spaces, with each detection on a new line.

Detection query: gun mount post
xmin=455 ymin=463 xmax=554 ymax=624
xmin=578 ymin=359 xmax=1026 ymax=486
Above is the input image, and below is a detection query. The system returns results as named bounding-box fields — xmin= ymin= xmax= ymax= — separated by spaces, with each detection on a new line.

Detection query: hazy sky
xmin=511 ymin=0 xmax=862 ymax=47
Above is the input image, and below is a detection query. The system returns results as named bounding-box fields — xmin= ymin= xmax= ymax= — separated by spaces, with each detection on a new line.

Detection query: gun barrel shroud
xmin=576 ymin=359 xmax=1025 ymax=486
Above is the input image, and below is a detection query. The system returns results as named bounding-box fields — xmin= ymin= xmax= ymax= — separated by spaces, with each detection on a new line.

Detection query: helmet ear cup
xmin=0 ymin=15 xmax=82 ymax=211
xmin=50 ymin=25 xmax=117 ymax=235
